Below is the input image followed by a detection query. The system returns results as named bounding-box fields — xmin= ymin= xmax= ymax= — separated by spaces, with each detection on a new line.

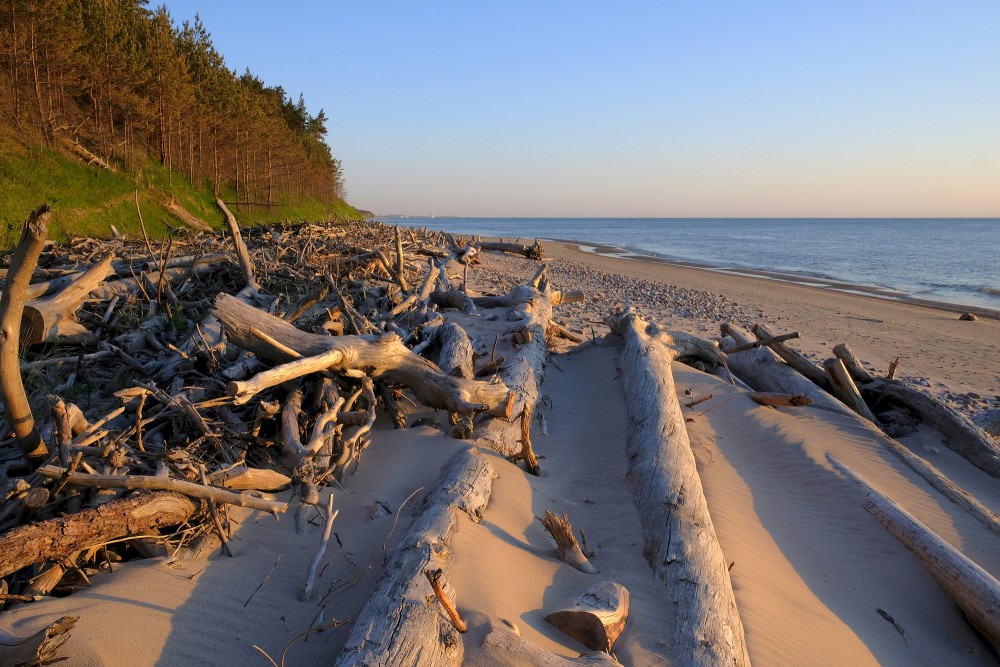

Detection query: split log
xmin=751 ymin=323 xmax=828 ymax=388
xmin=864 ymin=379 xmax=1000 ymax=479
xmin=480 ymin=623 xmax=622 ymax=666
xmin=545 ymin=581 xmax=629 ymax=652
xmin=0 ymin=491 xmax=197 ymax=578
xmin=215 ymin=293 xmax=512 ymax=417
xmin=611 ymin=309 xmax=750 ymax=666
xmin=832 ymin=343 xmax=876 ymax=384
xmin=972 ymin=410 xmax=1000 ymax=438
xmin=21 ymin=252 xmax=115 ymax=346
xmin=335 ymin=447 xmax=495 ymax=667
xmin=721 ymin=322 xmax=853 ymax=418
xmin=749 ymin=392 xmax=813 ymax=408
xmin=829 ymin=456 xmax=1000 ymax=655
xmin=37 ymin=465 xmax=288 ymax=513
xmin=822 ymin=358 xmax=880 ymax=424
xmin=0 ymin=205 xmax=50 ymax=462
xmin=0 ymin=615 xmax=77 ymax=667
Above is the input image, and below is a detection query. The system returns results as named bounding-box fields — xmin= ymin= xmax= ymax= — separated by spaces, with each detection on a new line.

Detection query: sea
xmin=383 ymin=217 xmax=1000 ymax=312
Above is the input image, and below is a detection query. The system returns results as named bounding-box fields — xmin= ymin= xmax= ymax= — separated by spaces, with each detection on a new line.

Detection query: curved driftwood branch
xmin=829 ymin=455 xmax=1000 ymax=655
xmin=335 ymin=448 xmax=495 ymax=666
xmin=0 ymin=491 xmax=197 ymax=578
xmin=0 ymin=205 xmax=50 ymax=461
xmin=612 ymin=309 xmax=750 ymax=666
xmin=213 ymin=293 xmax=512 ymax=417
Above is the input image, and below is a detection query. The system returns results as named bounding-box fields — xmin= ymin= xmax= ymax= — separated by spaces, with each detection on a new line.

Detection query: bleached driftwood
xmin=0 ymin=491 xmax=197 ymax=578
xmin=822 ymin=357 xmax=880 ymax=424
xmin=537 ymin=510 xmax=597 ymax=574
xmin=829 ymin=455 xmax=1000 ymax=655
xmin=20 ymin=253 xmax=115 ymax=346
xmin=217 ymin=198 xmax=259 ymax=292
xmin=864 ymin=379 xmax=1000 ymax=479
xmin=611 ymin=309 xmax=750 ymax=666
xmin=164 ymin=197 xmax=213 ymax=232
xmin=476 ymin=240 xmax=545 ymax=260
xmin=832 ymin=343 xmax=876 ymax=384
xmin=0 ymin=205 xmax=50 ymax=461
xmin=335 ymin=447 xmax=495 ymax=666
xmin=751 ymin=323 xmax=828 ymax=388
xmin=437 ymin=322 xmax=475 ymax=379
xmin=972 ymin=410 xmax=1000 ymax=438
xmin=214 ymin=293 xmax=512 ymax=418
xmin=480 ymin=624 xmax=622 ymax=666
xmin=545 ymin=581 xmax=630 ymax=652
xmin=721 ymin=322 xmax=853 ymax=418
xmin=476 ymin=272 xmax=554 ymax=456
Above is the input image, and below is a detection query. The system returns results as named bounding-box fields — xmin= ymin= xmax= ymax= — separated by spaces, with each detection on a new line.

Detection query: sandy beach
xmin=2 ymin=240 xmax=999 ymax=666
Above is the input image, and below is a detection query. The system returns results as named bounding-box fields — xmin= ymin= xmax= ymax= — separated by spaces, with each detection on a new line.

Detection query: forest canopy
xmin=0 ymin=0 xmax=344 ymax=208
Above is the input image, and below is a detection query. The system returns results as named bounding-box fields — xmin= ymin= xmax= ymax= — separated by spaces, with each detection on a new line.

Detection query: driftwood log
xmin=832 ymin=343 xmax=876 ymax=384
xmin=829 ymin=456 xmax=1000 ymax=655
xmin=822 ymin=358 xmax=880 ymax=424
xmin=751 ymin=323 xmax=828 ymax=388
xmin=480 ymin=624 xmax=622 ymax=666
xmin=0 ymin=491 xmax=197 ymax=578
xmin=213 ymin=293 xmax=512 ymax=418
xmin=335 ymin=447 xmax=495 ymax=666
xmin=721 ymin=322 xmax=853 ymax=418
xmin=545 ymin=581 xmax=630 ymax=652
xmin=864 ymin=379 xmax=1000 ymax=479
xmin=21 ymin=252 xmax=115 ymax=346
xmin=0 ymin=205 xmax=50 ymax=461
xmin=611 ymin=309 xmax=750 ymax=666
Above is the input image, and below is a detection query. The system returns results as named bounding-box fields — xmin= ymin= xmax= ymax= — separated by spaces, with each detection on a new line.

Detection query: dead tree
xmin=611 ymin=309 xmax=750 ymax=667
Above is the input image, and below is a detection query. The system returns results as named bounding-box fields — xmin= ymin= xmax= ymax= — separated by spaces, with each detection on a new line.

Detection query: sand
xmin=2 ymin=241 xmax=999 ymax=666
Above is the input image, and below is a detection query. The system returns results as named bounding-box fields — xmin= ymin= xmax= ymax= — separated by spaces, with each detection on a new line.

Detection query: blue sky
xmin=161 ymin=1 xmax=1000 ymax=217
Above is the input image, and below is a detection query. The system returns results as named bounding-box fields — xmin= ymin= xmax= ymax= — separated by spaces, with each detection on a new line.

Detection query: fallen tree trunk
xmin=335 ymin=447 xmax=495 ymax=667
xmin=214 ymin=293 xmax=512 ymax=418
xmin=21 ymin=252 xmax=115 ymax=346
xmin=0 ymin=491 xmax=197 ymax=578
xmin=0 ymin=205 xmax=50 ymax=462
xmin=829 ymin=455 xmax=1000 ymax=655
xmin=476 ymin=240 xmax=545 ymax=260
xmin=721 ymin=322 xmax=854 ymax=418
xmin=611 ymin=309 xmax=750 ymax=667
xmin=864 ymin=379 xmax=1000 ymax=479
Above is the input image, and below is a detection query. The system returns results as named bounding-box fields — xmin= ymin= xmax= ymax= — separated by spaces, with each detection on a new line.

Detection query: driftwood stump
xmin=545 ymin=581 xmax=630 ymax=652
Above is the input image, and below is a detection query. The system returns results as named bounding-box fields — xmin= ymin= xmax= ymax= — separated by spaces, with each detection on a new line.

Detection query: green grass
xmin=0 ymin=136 xmax=364 ymax=249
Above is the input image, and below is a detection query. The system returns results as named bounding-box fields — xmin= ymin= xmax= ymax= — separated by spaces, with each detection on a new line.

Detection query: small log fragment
xmin=829 ymin=455 xmax=1000 ymax=655
xmin=864 ymin=379 xmax=1000 ymax=479
xmin=437 ymin=322 xmax=475 ymax=379
xmin=215 ymin=293 xmax=511 ymax=418
xmin=336 ymin=448 xmax=495 ymax=667
xmin=20 ymin=251 xmax=115 ymax=345
xmin=612 ymin=309 xmax=750 ymax=667
xmin=537 ymin=510 xmax=596 ymax=574
xmin=0 ymin=615 xmax=77 ymax=667
xmin=823 ymin=357 xmax=880 ymax=424
xmin=752 ymin=323 xmax=828 ymax=388
xmin=430 ymin=288 xmax=476 ymax=314
xmin=0 ymin=205 xmax=50 ymax=461
xmin=749 ymin=392 xmax=813 ymax=408
xmin=37 ymin=465 xmax=288 ymax=514
xmin=959 ymin=312 xmax=978 ymax=321
xmin=518 ymin=407 xmax=541 ymax=475
xmin=832 ymin=343 xmax=876 ymax=384
xmin=972 ymin=410 xmax=1000 ymax=438
xmin=545 ymin=581 xmax=629 ymax=652
xmin=480 ymin=623 xmax=622 ymax=666
xmin=0 ymin=491 xmax=196 ymax=578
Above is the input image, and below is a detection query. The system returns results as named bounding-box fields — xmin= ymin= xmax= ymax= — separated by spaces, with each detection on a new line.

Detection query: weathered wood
xmin=0 ymin=491 xmax=197 ymax=578
xmin=214 ymin=293 xmax=512 ymax=417
xmin=164 ymin=197 xmax=213 ymax=232
xmin=721 ymin=322 xmax=854 ymax=418
xmin=829 ymin=455 xmax=1000 ymax=655
xmin=864 ymin=379 xmax=1000 ymax=479
xmin=217 ymin=197 xmax=259 ymax=292
xmin=21 ymin=252 xmax=115 ymax=346
xmin=972 ymin=410 xmax=1000 ymax=438
xmin=723 ymin=330 xmax=800 ymax=355
xmin=476 ymin=240 xmax=545 ymax=260
xmin=207 ymin=466 xmax=291 ymax=491
xmin=545 ymin=581 xmax=630 ymax=652
xmin=437 ymin=322 xmax=475 ymax=379
xmin=823 ymin=357 xmax=880 ymax=424
xmin=751 ymin=323 xmax=829 ymax=388
xmin=537 ymin=510 xmax=596 ymax=574
xmin=37 ymin=465 xmax=288 ymax=513
xmin=749 ymin=392 xmax=813 ymax=407
xmin=0 ymin=205 xmax=50 ymax=461
xmin=832 ymin=342 xmax=876 ymax=384
xmin=480 ymin=624 xmax=623 ymax=666
xmin=430 ymin=288 xmax=476 ymax=314
xmin=612 ymin=309 xmax=750 ymax=666
xmin=0 ymin=615 xmax=77 ymax=667
xmin=336 ymin=448 xmax=495 ymax=667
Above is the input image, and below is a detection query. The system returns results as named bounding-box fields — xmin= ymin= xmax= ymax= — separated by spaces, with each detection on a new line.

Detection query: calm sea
xmin=383 ymin=217 xmax=1000 ymax=311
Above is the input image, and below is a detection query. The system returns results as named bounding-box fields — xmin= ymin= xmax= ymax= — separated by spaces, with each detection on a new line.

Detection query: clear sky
xmin=160 ymin=1 xmax=1000 ymax=217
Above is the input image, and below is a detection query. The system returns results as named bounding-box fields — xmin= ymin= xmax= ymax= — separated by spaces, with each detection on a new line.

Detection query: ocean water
xmin=384 ymin=217 xmax=1000 ymax=311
